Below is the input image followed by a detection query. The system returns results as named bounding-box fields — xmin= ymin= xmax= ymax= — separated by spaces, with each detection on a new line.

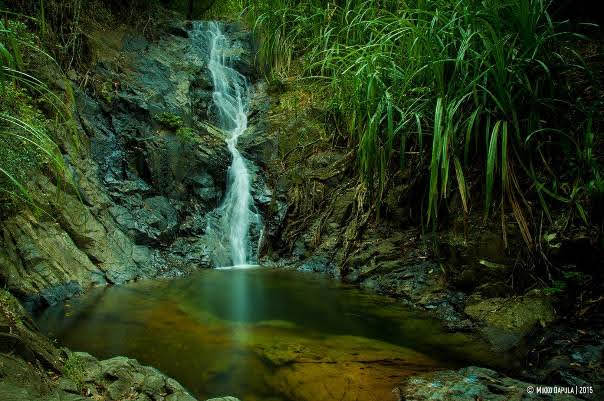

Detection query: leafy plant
xmin=246 ymin=0 xmax=601 ymax=245
xmin=202 ymin=0 xmax=245 ymax=20
xmin=0 ymin=15 xmax=72 ymax=211
xmin=544 ymin=280 xmax=567 ymax=295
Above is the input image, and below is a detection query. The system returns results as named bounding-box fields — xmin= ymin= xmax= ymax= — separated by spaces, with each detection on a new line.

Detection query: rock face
xmin=0 ymin=21 xmax=276 ymax=310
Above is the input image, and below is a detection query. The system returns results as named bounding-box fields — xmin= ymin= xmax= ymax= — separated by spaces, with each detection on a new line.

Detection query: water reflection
xmin=36 ymin=268 xmax=514 ymax=401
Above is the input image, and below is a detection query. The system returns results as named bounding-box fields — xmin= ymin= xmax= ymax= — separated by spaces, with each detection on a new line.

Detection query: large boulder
xmin=464 ymin=294 xmax=556 ymax=351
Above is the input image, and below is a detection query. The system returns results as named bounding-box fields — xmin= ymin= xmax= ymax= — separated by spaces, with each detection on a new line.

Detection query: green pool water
xmin=36 ymin=267 xmax=514 ymax=401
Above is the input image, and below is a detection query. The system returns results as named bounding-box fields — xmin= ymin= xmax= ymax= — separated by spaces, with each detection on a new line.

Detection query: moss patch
xmin=63 ymin=352 xmax=87 ymax=391
xmin=465 ymin=295 xmax=555 ymax=332
xmin=155 ymin=112 xmax=184 ymax=130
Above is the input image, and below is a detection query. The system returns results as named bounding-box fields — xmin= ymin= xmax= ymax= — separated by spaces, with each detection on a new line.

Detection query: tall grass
xmin=245 ymin=0 xmax=601 ymax=244
xmin=0 ymin=16 xmax=71 ymax=211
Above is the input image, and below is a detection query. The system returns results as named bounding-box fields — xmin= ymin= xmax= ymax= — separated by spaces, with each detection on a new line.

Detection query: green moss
xmin=2 ymin=19 xmax=36 ymax=47
xmin=99 ymin=81 xmax=114 ymax=104
xmin=464 ymin=296 xmax=555 ymax=332
xmin=155 ymin=112 xmax=184 ymax=130
xmin=63 ymin=352 xmax=86 ymax=391
xmin=154 ymin=112 xmax=196 ymax=142
xmin=176 ymin=126 xmax=196 ymax=142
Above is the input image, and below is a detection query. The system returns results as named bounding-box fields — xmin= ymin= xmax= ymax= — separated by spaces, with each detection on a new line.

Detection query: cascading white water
xmin=206 ymin=22 xmax=258 ymax=267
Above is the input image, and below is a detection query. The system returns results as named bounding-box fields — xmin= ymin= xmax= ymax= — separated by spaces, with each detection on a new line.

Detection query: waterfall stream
xmin=203 ymin=22 xmax=260 ymax=267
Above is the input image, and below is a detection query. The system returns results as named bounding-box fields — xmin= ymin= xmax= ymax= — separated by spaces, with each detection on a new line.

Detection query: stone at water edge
xmin=464 ymin=294 xmax=555 ymax=351
xmin=398 ymin=366 xmax=581 ymax=401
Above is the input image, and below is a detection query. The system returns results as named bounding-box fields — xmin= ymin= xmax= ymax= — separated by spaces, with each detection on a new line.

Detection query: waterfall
xmin=204 ymin=22 xmax=260 ymax=267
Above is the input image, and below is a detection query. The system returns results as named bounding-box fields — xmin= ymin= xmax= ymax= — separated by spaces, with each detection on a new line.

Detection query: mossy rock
xmin=155 ymin=112 xmax=184 ymax=130
xmin=464 ymin=295 xmax=555 ymax=351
